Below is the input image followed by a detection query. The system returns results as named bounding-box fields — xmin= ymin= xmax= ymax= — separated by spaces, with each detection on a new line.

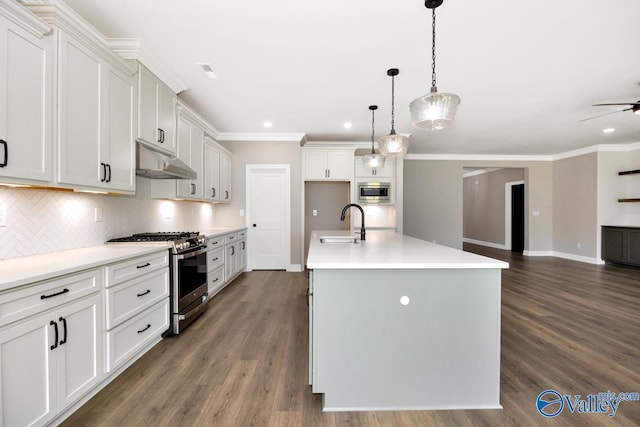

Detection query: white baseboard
xmin=523 ymin=250 xmax=554 ymax=256
xmin=551 ymin=251 xmax=605 ymax=265
xmin=287 ymin=264 xmax=303 ymax=272
xmin=463 ymin=237 xmax=508 ymax=250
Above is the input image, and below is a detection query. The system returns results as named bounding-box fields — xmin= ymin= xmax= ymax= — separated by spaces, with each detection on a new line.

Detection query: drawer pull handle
xmin=137 ymin=324 xmax=151 ymax=334
xmin=211 ymin=257 xmax=219 ymax=261
xmin=137 ymin=289 xmax=151 ymax=297
xmin=211 ymin=241 xmax=219 ymax=245
xmin=212 ymin=278 xmax=219 ymax=283
xmin=50 ymin=321 xmax=59 ymax=350
xmin=41 ymin=288 xmax=70 ymax=300
xmin=136 ymin=262 xmax=151 ymax=269
xmin=59 ymin=317 xmax=68 ymax=345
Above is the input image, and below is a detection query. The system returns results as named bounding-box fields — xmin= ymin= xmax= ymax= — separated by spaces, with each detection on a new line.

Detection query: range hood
xmin=136 ymin=141 xmax=197 ymax=179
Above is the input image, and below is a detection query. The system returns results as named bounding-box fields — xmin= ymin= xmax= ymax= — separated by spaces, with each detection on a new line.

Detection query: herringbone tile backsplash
xmin=0 ymin=178 xmax=216 ymax=260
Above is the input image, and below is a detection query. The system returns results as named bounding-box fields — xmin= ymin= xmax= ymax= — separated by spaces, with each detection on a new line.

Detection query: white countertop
xmin=0 ymin=244 xmax=171 ymax=292
xmin=307 ymin=230 xmax=509 ymax=270
xmin=201 ymin=226 xmax=247 ymax=238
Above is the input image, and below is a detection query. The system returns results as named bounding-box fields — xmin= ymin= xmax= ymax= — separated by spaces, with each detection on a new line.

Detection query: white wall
xmin=0 ymin=177 xmax=217 ymax=260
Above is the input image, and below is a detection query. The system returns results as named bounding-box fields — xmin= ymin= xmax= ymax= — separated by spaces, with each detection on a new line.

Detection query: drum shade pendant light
xmin=362 ymin=105 xmax=385 ymax=169
xmin=378 ymin=68 xmax=410 ymax=156
xmin=409 ymin=0 xmax=460 ymax=130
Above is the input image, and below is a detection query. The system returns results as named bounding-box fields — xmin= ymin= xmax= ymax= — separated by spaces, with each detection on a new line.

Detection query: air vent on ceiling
xmin=198 ymin=63 xmax=217 ymax=79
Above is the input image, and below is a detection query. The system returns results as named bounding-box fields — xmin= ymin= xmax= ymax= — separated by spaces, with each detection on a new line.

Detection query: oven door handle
xmin=176 ymin=246 xmax=208 ymax=260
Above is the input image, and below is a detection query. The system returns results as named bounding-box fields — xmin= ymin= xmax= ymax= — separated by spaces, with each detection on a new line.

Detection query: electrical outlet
xmin=577 ymin=242 xmax=581 ymax=249
xmin=94 ymin=207 xmax=103 ymax=222
xmin=239 ymin=209 xmax=245 ymax=217
xmin=312 ymin=209 xmax=318 ymax=216
xmin=0 ymin=204 xmax=6 ymax=227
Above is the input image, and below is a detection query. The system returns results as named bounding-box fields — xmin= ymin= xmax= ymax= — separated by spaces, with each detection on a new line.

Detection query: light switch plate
xmin=0 ymin=204 xmax=6 ymax=227
xmin=94 ymin=207 xmax=103 ymax=222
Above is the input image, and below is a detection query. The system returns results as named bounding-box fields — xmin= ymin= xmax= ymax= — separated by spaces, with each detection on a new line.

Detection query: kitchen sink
xmin=319 ymin=235 xmax=359 ymax=244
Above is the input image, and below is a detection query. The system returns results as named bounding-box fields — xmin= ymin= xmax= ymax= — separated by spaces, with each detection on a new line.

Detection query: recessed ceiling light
xmin=343 ymin=122 xmax=353 ymax=129
xmin=263 ymin=121 xmax=273 ymax=128
xmin=198 ymin=63 xmax=217 ymax=79
xmin=603 ymin=128 xmax=615 ymax=133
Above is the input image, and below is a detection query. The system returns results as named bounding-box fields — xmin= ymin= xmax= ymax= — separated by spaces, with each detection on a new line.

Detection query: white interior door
xmin=247 ymin=165 xmax=290 ymax=270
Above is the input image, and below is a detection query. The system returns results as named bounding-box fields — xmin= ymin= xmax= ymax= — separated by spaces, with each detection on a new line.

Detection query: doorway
xmin=246 ymin=165 xmax=290 ymax=270
xmin=510 ymin=183 xmax=525 ymax=253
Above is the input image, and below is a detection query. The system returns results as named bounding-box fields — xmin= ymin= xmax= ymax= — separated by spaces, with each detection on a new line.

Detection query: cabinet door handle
xmin=211 ymin=188 xmax=216 ymax=198
xmin=190 ymin=183 xmax=196 ymax=195
xmin=59 ymin=317 xmax=67 ymax=345
xmin=231 ymin=246 xmax=235 ymax=256
xmin=136 ymin=262 xmax=151 ymax=269
xmin=50 ymin=321 xmax=59 ymax=350
xmin=158 ymin=128 xmax=165 ymax=143
xmin=41 ymin=288 xmax=70 ymax=300
xmin=241 ymin=241 xmax=245 ymax=250
xmin=106 ymin=163 xmax=112 ymax=183
xmin=137 ymin=324 xmax=151 ymax=334
xmin=0 ymin=139 xmax=7 ymax=167
xmin=137 ymin=289 xmax=151 ymax=297
xmin=100 ymin=162 xmax=107 ymax=182
xmin=225 ymin=190 xmax=229 ymax=199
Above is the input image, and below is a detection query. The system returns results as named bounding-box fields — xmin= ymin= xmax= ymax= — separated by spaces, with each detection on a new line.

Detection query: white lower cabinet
xmin=0 ymin=293 xmax=102 ymax=427
xmin=106 ymin=299 xmax=169 ymax=372
xmin=104 ymin=252 xmax=170 ymax=373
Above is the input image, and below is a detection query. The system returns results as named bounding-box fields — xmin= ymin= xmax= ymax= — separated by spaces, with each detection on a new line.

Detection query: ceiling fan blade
xmin=592 ymin=102 xmax=639 ymax=106
xmin=579 ymin=107 xmax=632 ymax=122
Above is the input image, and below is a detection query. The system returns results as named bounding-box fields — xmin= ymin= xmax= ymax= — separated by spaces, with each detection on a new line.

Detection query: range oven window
xmin=177 ymin=250 xmax=207 ymax=299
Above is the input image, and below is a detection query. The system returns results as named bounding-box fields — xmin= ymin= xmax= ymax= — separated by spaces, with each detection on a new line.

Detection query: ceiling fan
xmin=580 ymin=100 xmax=640 ymax=122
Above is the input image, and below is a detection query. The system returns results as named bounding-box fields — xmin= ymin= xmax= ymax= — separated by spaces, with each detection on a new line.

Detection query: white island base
xmin=307 ymin=231 xmax=507 ymax=411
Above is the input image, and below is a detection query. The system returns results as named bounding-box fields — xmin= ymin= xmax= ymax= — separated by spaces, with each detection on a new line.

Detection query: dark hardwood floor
xmin=62 ymin=246 xmax=640 ymax=426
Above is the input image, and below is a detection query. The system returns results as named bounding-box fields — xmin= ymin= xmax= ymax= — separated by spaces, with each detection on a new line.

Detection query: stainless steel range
xmin=108 ymin=232 xmax=208 ymax=336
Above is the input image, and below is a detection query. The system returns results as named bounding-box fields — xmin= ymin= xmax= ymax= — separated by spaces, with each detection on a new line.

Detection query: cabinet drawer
xmin=0 ymin=268 xmax=101 ymax=327
xmin=238 ymin=229 xmax=247 ymax=239
xmin=207 ymin=247 xmax=224 ymax=271
xmin=225 ymin=232 xmax=238 ymax=243
xmin=207 ymin=266 xmax=225 ymax=298
xmin=105 ymin=268 xmax=169 ymax=329
xmin=106 ymin=298 xmax=169 ymax=372
xmin=207 ymin=236 xmax=224 ymax=250
xmin=105 ymin=250 xmax=169 ymax=287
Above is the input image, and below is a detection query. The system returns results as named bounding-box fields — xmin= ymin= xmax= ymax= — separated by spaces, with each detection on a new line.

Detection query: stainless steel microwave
xmin=357 ymin=182 xmax=391 ymax=204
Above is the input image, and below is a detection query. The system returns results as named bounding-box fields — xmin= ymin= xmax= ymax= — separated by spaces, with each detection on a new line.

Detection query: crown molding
xmin=462 ymin=168 xmax=504 ymax=178
xmin=405 ymin=141 xmax=640 ymax=162
xmin=23 ymin=1 xmax=134 ymax=76
xmin=107 ymin=38 xmax=188 ymax=94
xmin=303 ymin=140 xmax=371 ymax=149
xmin=1 ymin=1 xmax=52 ymax=38
xmin=405 ymin=153 xmax=554 ymax=161
xmin=175 ymin=101 xmax=221 ymax=138
xmin=216 ymin=132 xmax=306 ymax=143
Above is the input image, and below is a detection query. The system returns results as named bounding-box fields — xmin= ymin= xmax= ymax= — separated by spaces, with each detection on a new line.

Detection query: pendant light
xmin=378 ymin=68 xmax=410 ymax=157
xmin=409 ymin=0 xmax=460 ymax=130
xmin=362 ymin=105 xmax=385 ymax=169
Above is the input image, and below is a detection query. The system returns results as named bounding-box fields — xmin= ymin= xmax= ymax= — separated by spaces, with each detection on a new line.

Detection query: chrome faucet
xmin=340 ymin=203 xmax=365 ymax=241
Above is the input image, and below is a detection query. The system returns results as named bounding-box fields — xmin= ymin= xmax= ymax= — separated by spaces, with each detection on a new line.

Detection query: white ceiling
xmin=57 ymin=0 xmax=640 ymax=155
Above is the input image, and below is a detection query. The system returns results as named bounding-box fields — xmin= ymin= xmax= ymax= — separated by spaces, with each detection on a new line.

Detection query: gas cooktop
xmin=107 ymin=231 xmax=206 ymax=253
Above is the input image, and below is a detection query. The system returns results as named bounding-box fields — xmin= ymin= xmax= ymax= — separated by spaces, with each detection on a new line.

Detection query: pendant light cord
xmin=390 ymin=74 xmax=396 ymax=133
xmin=371 ymin=108 xmax=376 ymax=154
xmin=431 ymin=8 xmax=437 ymax=90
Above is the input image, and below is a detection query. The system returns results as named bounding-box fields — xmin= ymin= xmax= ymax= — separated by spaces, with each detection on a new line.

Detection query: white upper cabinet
xmin=355 ymin=157 xmax=395 ymax=178
xmin=220 ymin=151 xmax=232 ymax=202
xmin=303 ymin=149 xmax=354 ymax=181
xmin=204 ymin=137 xmax=221 ymax=202
xmin=56 ymin=31 xmax=135 ymax=193
xmin=137 ymin=65 xmax=176 ymax=155
xmin=175 ymin=113 xmax=204 ymax=199
xmin=0 ymin=4 xmax=54 ymax=184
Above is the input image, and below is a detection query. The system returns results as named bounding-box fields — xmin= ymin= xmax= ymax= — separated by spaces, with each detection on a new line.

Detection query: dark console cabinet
xmin=602 ymin=226 xmax=640 ymax=267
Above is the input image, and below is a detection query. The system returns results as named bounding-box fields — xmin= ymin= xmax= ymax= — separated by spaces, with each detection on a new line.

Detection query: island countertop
xmin=307 ymin=230 xmax=508 ymax=270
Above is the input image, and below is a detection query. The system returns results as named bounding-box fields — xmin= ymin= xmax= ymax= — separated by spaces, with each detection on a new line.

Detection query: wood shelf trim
xmin=618 ymin=170 xmax=640 ymax=176
xmin=618 ymin=198 xmax=640 ymax=203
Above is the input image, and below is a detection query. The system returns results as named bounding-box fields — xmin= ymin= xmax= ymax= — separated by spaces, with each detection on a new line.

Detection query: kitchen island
xmin=306 ymin=230 xmax=508 ymax=411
